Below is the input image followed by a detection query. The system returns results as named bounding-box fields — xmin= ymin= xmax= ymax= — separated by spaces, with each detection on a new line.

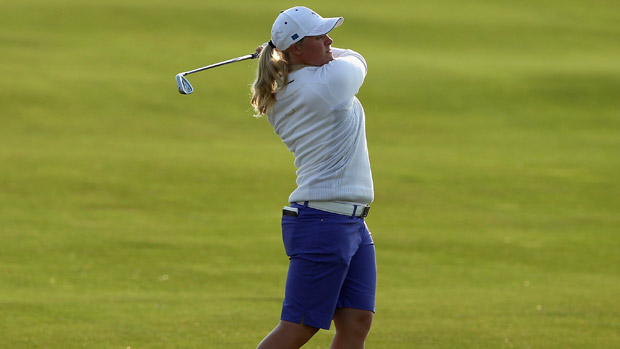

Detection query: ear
xmin=289 ymin=42 xmax=303 ymax=56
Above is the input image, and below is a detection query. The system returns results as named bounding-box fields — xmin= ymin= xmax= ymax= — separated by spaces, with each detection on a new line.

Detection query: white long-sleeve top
xmin=266 ymin=48 xmax=374 ymax=204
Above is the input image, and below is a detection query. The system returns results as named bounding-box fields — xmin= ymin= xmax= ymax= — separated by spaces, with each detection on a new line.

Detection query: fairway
xmin=1 ymin=0 xmax=619 ymax=348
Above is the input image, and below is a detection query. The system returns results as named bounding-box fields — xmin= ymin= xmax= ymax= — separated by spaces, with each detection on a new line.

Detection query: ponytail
xmin=250 ymin=45 xmax=293 ymax=117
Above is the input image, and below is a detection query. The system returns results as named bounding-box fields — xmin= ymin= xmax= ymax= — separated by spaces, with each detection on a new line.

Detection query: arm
xmin=331 ymin=48 xmax=368 ymax=75
xmin=323 ymin=48 xmax=368 ymax=104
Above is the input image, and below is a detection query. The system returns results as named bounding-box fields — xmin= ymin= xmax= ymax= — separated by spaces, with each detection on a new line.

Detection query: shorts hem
xmin=336 ymin=297 xmax=376 ymax=314
xmin=281 ymin=310 xmax=333 ymax=330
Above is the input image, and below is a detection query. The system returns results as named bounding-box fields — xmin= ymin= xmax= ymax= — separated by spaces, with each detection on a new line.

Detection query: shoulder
xmin=329 ymin=49 xmax=367 ymax=75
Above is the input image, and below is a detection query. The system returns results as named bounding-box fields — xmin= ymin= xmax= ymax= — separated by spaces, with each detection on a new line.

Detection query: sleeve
xmin=321 ymin=48 xmax=368 ymax=105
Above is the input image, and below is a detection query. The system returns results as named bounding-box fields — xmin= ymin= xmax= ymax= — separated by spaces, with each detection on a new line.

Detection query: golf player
xmin=251 ymin=6 xmax=376 ymax=349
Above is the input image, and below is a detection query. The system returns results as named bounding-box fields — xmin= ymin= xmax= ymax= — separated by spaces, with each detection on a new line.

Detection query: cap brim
xmin=307 ymin=17 xmax=344 ymax=36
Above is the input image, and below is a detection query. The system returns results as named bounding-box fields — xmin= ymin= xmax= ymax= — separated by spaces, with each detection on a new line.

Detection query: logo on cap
xmin=291 ymin=33 xmax=299 ymax=40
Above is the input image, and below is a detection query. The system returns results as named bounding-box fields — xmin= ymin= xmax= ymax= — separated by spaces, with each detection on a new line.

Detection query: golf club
xmin=176 ymin=52 xmax=260 ymax=95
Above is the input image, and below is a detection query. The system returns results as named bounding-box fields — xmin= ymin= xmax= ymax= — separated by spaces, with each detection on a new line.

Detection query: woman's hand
xmin=255 ymin=43 xmax=267 ymax=55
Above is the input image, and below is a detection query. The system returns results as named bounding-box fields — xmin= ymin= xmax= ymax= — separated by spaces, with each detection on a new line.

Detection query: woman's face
xmin=292 ymin=34 xmax=334 ymax=66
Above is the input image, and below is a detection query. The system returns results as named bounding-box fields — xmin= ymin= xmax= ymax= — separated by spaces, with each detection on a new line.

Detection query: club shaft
xmin=181 ymin=53 xmax=257 ymax=76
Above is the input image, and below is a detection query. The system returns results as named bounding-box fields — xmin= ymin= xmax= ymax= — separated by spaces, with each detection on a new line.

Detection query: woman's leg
xmin=257 ymin=320 xmax=319 ymax=349
xmin=331 ymin=225 xmax=376 ymax=349
xmin=330 ymin=308 xmax=373 ymax=349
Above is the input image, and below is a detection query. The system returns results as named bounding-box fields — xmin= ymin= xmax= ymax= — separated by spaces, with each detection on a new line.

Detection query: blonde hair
xmin=250 ymin=40 xmax=303 ymax=117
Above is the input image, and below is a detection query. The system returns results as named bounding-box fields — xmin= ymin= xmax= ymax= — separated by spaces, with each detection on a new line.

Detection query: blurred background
xmin=1 ymin=0 xmax=619 ymax=347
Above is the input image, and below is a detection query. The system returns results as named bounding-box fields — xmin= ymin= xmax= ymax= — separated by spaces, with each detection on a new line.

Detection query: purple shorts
xmin=280 ymin=203 xmax=377 ymax=330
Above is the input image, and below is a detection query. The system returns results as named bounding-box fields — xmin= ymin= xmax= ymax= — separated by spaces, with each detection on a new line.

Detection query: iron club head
xmin=176 ymin=73 xmax=194 ymax=95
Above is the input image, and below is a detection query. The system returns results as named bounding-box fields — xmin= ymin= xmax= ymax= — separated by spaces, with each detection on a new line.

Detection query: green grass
xmin=1 ymin=0 xmax=619 ymax=347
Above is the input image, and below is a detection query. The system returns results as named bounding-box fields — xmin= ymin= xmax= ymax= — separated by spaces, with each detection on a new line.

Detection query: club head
xmin=176 ymin=73 xmax=194 ymax=95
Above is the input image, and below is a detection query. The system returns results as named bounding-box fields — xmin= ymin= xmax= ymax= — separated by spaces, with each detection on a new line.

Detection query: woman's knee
xmin=257 ymin=320 xmax=319 ymax=349
xmin=333 ymin=308 xmax=373 ymax=336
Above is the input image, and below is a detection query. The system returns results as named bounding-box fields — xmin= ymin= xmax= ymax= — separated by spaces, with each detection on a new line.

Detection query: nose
xmin=324 ymin=34 xmax=333 ymax=46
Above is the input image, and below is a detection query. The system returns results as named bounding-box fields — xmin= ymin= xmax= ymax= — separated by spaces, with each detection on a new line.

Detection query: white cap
xmin=270 ymin=6 xmax=344 ymax=51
